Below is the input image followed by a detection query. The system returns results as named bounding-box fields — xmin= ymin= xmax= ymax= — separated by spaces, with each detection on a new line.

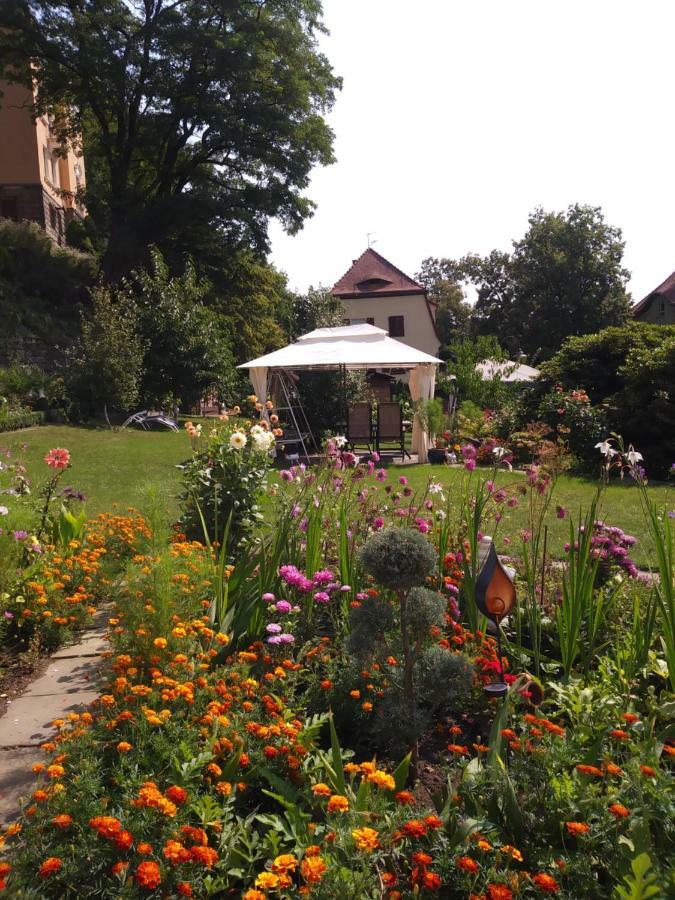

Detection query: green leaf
xmin=328 ymin=712 xmax=346 ymax=795
xmin=613 ymin=853 xmax=661 ymax=899
xmin=392 ymin=752 xmax=411 ymax=792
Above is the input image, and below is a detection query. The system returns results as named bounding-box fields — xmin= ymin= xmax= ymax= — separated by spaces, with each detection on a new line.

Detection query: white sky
xmin=269 ymin=0 xmax=675 ymax=303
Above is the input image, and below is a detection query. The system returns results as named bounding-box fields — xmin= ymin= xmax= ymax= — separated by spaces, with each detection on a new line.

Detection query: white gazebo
xmin=476 ymin=359 xmax=540 ymax=382
xmin=239 ymin=324 xmax=442 ymax=463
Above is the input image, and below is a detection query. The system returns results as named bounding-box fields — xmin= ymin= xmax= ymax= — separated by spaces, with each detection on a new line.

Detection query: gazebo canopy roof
xmin=239 ymin=323 xmax=442 ymax=371
xmin=476 ymin=359 xmax=540 ymax=382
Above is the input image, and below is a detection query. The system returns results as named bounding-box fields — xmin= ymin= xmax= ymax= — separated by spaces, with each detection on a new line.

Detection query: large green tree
xmin=422 ymin=205 xmax=631 ymax=361
xmin=416 ymin=258 xmax=471 ymax=345
xmin=0 ymin=0 xmax=341 ymax=277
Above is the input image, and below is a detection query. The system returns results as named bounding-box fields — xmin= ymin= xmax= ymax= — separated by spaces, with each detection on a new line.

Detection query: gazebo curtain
xmin=248 ymin=367 xmax=269 ymax=420
xmin=409 ymin=363 xmax=436 ymax=464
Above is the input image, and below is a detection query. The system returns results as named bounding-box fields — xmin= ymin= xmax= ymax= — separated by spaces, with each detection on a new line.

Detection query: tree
xmin=66 ymin=286 xmax=145 ymax=418
xmin=424 ymin=205 xmax=631 ymax=361
xmin=443 ymin=335 xmax=509 ymax=410
xmin=416 ymin=259 xmax=471 ymax=345
xmin=129 ymin=249 xmax=237 ymax=409
xmin=279 ymin=284 xmax=345 ymax=339
xmin=508 ymin=205 xmax=631 ymax=360
xmin=0 ymin=1 xmax=341 ymax=277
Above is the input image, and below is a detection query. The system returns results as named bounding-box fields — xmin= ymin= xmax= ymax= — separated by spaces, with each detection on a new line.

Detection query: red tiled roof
xmin=331 ymin=248 xmax=425 ymax=298
xmin=632 ymin=270 xmax=675 ymax=315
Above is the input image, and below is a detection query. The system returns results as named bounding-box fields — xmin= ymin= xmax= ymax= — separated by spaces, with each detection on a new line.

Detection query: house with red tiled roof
xmin=632 ymin=271 xmax=675 ymax=324
xmin=331 ymin=248 xmax=440 ymax=358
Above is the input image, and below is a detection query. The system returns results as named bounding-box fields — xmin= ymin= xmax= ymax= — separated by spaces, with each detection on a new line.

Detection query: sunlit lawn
xmin=2 ymin=425 xmax=671 ymax=566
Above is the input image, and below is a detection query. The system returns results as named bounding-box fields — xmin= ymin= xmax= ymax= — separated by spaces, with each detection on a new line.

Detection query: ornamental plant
xmin=178 ymin=400 xmax=280 ymax=548
xmin=355 ymin=527 xmax=472 ymax=771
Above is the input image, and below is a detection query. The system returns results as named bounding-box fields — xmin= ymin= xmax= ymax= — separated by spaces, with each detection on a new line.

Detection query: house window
xmin=388 ymin=315 xmax=405 ymax=337
xmin=49 ymin=204 xmax=58 ymax=231
xmin=0 ymin=196 xmax=19 ymax=221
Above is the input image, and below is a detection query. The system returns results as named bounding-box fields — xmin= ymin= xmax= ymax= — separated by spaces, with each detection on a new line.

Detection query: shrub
xmin=0 ymin=408 xmax=44 ymax=432
xmin=537 ymin=386 xmax=608 ymax=468
xmin=357 ymin=527 xmax=436 ymax=591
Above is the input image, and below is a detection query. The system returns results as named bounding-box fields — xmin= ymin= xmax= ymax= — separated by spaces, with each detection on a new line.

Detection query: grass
xmin=1 ymin=425 xmax=671 ymax=566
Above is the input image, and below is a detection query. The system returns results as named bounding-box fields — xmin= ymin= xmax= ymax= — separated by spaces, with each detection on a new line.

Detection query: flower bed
xmin=0 ymin=423 xmax=673 ymax=897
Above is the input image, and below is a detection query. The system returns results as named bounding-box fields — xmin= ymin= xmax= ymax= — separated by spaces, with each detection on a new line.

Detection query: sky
xmin=269 ymin=0 xmax=675 ymax=303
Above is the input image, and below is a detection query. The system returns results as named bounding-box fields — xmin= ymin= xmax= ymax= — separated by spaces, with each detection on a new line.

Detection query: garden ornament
xmin=475 ymin=536 xmax=516 ymax=697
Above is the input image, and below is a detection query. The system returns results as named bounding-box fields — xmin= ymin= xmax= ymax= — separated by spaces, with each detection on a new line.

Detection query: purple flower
xmin=556 ymin=505 xmax=567 ymax=519
xmin=313 ymin=591 xmax=330 ymax=604
xmin=356 ymin=592 xmax=369 ymax=601
xmin=279 ymin=469 xmax=293 ymax=482
xmin=267 ymin=635 xmax=282 ymax=645
xmin=313 ymin=569 xmax=335 ymax=585
xmin=373 ymin=517 xmax=385 ymax=530
xmin=12 ymin=530 xmax=28 ymax=541
xmin=275 ymin=600 xmax=292 ymax=613
xmin=507 ymin=497 xmax=518 ymax=509
xmin=461 ymin=444 xmax=476 ymax=460
xmin=266 ymin=623 xmax=282 ymax=633
xmin=341 ymin=584 xmax=351 ymax=592
xmin=375 ymin=468 xmax=387 ymax=481
xmin=520 ymin=529 xmax=532 ymax=544
xmin=464 ymin=459 xmax=476 ymax=472
xmin=262 ymin=592 xmax=276 ymax=603
xmin=278 ymin=633 xmax=295 ymax=644
xmin=486 ymin=480 xmax=494 ymax=493
xmin=371 ymin=451 xmax=380 ymax=462
xmin=4 ymin=611 xmax=13 ymax=620
xmin=399 ymin=475 xmax=408 ymax=486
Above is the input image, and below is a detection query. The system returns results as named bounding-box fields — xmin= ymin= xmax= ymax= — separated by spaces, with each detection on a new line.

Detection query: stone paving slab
xmin=19 ymin=656 xmax=100 ymax=699
xmin=0 ymin=690 xmax=100 ymax=748
xmin=0 ymin=748 xmax=42 ymax=825
xmin=52 ymin=630 xmax=108 ymax=658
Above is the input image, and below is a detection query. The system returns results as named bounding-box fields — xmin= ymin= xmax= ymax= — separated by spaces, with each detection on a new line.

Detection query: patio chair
xmin=347 ymin=403 xmax=373 ymax=451
xmin=376 ymin=402 xmax=409 ymax=460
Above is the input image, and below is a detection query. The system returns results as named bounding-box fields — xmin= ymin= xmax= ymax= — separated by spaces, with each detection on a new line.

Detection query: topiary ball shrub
xmin=358 ymin=527 xmax=436 ymax=591
xmin=345 ymin=598 xmax=395 ymax=659
xmin=404 ymin=587 xmax=446 ymax=635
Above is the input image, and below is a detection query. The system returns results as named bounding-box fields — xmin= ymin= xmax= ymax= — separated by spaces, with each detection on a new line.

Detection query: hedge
xmin=0 ymin=408 xmax=45 ymax=433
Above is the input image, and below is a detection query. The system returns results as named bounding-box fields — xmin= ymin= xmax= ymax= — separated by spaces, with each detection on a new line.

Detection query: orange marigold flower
xmin=111 ymin=861 xmax=129 ymax=876
xmin=39 ymin=857 xmax=63 ymax=877
xmin=622 ymin=713 xmax=639 ymax=724
xmin=447 ymin=743 xmax=470 ymax=755
xmin=402 ymin=819 xmax=428 ymax=838
xmin=640 ymin=765 xmax=657 ymax=777
xmin=661 ymin=744 xmax=675 ymax=757
xmin=417 ymin=869 xmax=442 ymax=889
xmin=424 ymin=815 xmax=443 ymax=830
xmin=382 ymin=871 xmax=398 ymax=887
xmin=327 ymin=794 xmax=349 ymax=813
xmin=52 ymin=814 xmax=72 ymax=828
xmin=565 ymin=822 xmax=589 ymax=836
xmin=473 ymin=743 xmax=490 ymax=753
xmin=610 ymin=729 xmax=630 ymax=740
xmin=575 ymin=764 xmax=603 ymax=777
xmin=412 ymin=852 xmax=433 ymax=866
xmin=112 ymin=830 xmax=134 ymax=851
xmin=609 ymin=803 xmax=630 ymax=819
xmin=190 ymin=845 xmax=218 ymax=868
xmin=532 ymin=873 xmax=560 ymax=893
xmin=117 ymin=741 xmax=133 ymax=753
xmin=501 ymin=729 xmax=517 ymax=740
xmin=165 ymin=785 xmax=188 ymax=805
xmin=137 ymin=842 xmax=154 ymax=856
xmin=352 ymin=827 xmax=380 ymax=852
xmin=135 ymin=860 xmax=161 ymax=890
xmin=300 ymin=855 xmax=327 ymax=884
xmin=395 ymin=789 xmax=414 ymax=805
xmin=243 ymin=892 xmax=266 ymax=900
xmin=176 ymin=883 xmax=193 ymax=897
xmin=500 ymin=844 xmax=523 ymax=862
xmin=604 ymin=762 xmax=624 ymax=776
xmin=255 ymin=872 xmax=280 ymax=890
xmin=457 ymin=856 xmax=479 ymax=873
xmin=271 ymin=854 xmax=298 ymax=874
xmin=163 ymin=840 xmax=190 ymax=865
xmin=487 ymin=885 xmax=513 ymax=900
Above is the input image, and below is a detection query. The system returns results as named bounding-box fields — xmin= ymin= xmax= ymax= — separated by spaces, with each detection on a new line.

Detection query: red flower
xmin=135 ymin=861 xmax=161 ymax=890
xmin=456 ymin=856 xmax=478 ymax=874
xmin=165 ymin=785 xmax=188 ymax=805
xmin=44 ymin=448 xmax=71 ymax=470
xmin=532 ymin=873 xmax=560 ymax=893
xmin=39 ymin=858 xmax=63 ymax=878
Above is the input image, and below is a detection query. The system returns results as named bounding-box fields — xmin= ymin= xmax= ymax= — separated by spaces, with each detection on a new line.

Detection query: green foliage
xmin=0 ymin=220 xmax=95 ymax=358
xmin=0 ymin=0 xmax=341 ymax=278
xmin=358 ymin=527 xmax=436 ymax=591
xmin=178 ymin=420 xmax=273 ymax=550
xmin=66 ymin=285 xmax=145 ymax=417
xmin=538 ymin=324 xmax=675 ymax=476
xmin=425 ymin=204 xmax=631 ymax=360
xmin=128 ymin=249 xmax=237 ymax=409
xmin=537 ymin=386 xmax=608 ymax=467
xmin=416 ymin=258 xmax=471 ymax=344
xmin=0 ymin=408 xmax=44 ymax=433
xmin=444 ymin=335 xmax=510 ymax=410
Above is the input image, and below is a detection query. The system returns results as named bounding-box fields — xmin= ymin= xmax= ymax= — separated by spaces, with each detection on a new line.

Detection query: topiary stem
xmin=398 ymin=589 xmax=418 ymax=778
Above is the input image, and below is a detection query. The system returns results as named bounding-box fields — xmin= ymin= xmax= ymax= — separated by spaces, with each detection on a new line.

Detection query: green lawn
xmin=1 ymin=425 xmax=671 ymax=566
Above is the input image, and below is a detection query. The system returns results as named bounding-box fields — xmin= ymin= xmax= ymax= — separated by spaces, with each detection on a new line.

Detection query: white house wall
xmin=342 ymin=294 xmax=439 ymax=358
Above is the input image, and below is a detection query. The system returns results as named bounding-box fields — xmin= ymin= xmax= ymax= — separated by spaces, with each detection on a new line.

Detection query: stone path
xmin=0 ymin=611 xmax=108 ymax=825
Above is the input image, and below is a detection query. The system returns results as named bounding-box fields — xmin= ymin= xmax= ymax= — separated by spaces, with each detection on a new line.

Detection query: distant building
xmin=632 ymin=271 xmax=675 ymax=325
xmin=0 ymin=78 xmax=86 ymax=245
xmin=331 ymin=248 xmax=440 ymax=358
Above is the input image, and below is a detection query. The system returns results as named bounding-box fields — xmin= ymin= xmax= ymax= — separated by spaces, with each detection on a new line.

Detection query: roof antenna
xmin=367 ymin=232 xmax=377 ymax=248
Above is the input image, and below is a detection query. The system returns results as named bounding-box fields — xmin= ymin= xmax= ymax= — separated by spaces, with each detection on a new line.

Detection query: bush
xmin=0 ymin=408 xmax=44 ymax=433
xmin=358 ymin=527 xmax=436 ymax=591
xmin=536 ymin=323 xmax=675 ymax=476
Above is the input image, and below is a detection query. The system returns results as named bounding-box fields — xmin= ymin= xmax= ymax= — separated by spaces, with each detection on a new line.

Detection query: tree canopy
xmin=0 ymin=0 xmax=341 ymax=277
xmin=420 ymin=204 xmax=632 ymax=361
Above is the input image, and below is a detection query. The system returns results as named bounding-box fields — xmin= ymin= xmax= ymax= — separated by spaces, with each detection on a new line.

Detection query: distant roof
xmin=632 ymin=270 xmax=675 ymax=316
xmin=331 ymin=248 xmax=426 ymax=298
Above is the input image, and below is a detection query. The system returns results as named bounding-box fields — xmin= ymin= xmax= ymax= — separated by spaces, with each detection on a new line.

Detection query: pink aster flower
xmin=44 ymin=448 xmax=70 ymax=470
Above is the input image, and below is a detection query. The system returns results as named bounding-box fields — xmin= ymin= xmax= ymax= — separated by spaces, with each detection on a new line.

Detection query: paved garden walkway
xmin=0 ymin=613 xmax=107 ymax=825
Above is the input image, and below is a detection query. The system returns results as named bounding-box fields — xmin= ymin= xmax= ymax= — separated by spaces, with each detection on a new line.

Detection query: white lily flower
xmin=428 ymin=482 xmax=443 ymax=495
xmin=492 ymin=446 xmax=507 ymax=459
xmin=625 ymin=446 xmax=643 ymax=465
xmin=0 ymin=505 xmax=8 ymax=516
xmin=334 ymin=435 xmax=347 ymax=448
xmin=595 ymin=440 xmax=616 ymax=458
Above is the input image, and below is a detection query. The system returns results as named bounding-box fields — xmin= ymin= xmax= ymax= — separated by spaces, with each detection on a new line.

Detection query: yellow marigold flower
xmin=254 ymin=872 xmax=279 ymax=890
xmin=271 ymin=854 xmax=297 ymax=874
xmin=352 ymin=827 xmax=380 ymax=852
xmin=366 ymin=770 xmax=395 ymax=791
xmin=311 ymin=783 xmax=331 ymax=797
xmin=500 ymin=844 xmax=523 ymax=862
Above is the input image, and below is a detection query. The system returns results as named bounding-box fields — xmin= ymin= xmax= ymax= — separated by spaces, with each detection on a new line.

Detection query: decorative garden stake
xmin=475 ymin=536 xmax=516 ymax=697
